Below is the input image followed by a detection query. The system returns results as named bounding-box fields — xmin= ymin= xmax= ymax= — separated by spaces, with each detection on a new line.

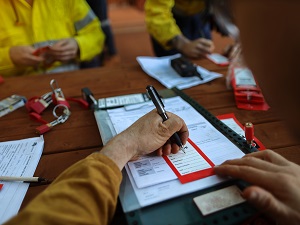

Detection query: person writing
xmin=0 ymin=0 xmax=104 ymax=77
xmin=3 ymin=0 xmax=300 ymax=224
xmin=4 ymin=110 xmax=189 ymax=225
xmin=145 ymin=0 xmax=215 ymax=58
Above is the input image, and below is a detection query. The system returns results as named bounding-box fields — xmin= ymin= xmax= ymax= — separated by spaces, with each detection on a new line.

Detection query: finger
xmin=162 ymin=143 xmax=171 ymax=155
xmin=156 ymin=148 xmax=163 ymax=156
xmin=243 ymin=150 xmax=290 ymax=166
xmin=243 ymin=186 xmax=291 ymax=223
xmin=48 ymin=50 xmax=76 ymax=57
xmin=197 ymin=38 xmax=213 ymax=47
xmin=170 ymin=142 xmax=180 ymax=154
xmin=220 ymin=156 xmax=284 ymax=173
xmin=214 ymin=164 xmax=278 ymax=189
xmin=196 ymin=43 xmax=213 ymax=54
xmin=26 ymin=54 xmax=45 ymax=65
xmin=50 ymin=40 xmax=69 ymax=49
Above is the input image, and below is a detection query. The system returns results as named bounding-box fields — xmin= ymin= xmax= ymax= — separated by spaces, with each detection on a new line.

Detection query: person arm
xmin=49 ymin=0 xmax=105 ymax=63
xmin=145 ymin=0 xmax=214 ymax=58
xmin=214 ymin=150 xmax=300 ymax=225
xmin=4 ymin=110 xmax=188 ymax=225
xmin=0 ymin=46 xmax=44 ymax=75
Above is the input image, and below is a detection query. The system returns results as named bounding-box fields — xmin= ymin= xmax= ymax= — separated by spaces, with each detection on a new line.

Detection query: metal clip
xmin=50 ymin=79 xmax=70 ymax=108
xmin=35 ymin=106 xmax=71 ymax=135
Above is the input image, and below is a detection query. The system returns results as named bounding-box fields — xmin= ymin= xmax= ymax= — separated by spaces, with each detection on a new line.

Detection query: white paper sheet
xmin=127 ymin=155 xmax=176 ymax=188
xmin=107 ymin=97 xmax=245 ymax=207
xmin=221 ymin=118 xmax=245 ymax=137
xmin=136 ymin=54 xmax=222 ymax=90
xmin=166 ymin=141 xmax=211 ymax=176
xmin=0 ymin=136 xmax=44 ymax=224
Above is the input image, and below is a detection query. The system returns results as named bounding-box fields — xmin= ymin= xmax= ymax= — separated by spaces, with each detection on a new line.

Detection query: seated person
xmin=145 ymin=0 xmax=215 ymax=58
xmin=0 ymin=0 xmax=105 ymax=77
xmin=4 ymin=1 xmax=300 ymax=224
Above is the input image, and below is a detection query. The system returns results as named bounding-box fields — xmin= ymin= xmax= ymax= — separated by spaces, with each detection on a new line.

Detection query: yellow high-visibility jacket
xmin=4 ymin=153 xmax=121 ymax=225
xmin=0 ymin=0 xmax=105 ymax=77
xmin=145 ymin=0 xmax=206 ymax=50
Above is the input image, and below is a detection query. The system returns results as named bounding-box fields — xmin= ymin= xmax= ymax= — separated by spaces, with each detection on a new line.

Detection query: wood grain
xmin=1 ymin=58 xmax=299 ymax=224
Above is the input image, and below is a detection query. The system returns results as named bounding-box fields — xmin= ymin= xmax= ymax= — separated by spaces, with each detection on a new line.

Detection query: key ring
xmin=53 ymin=104 xmax=70 ymax=118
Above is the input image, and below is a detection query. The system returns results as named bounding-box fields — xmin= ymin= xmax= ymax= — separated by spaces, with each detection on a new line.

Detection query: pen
xmin=0 ymin=176 xmax=47 ymax=183
xmin=244 ymin=122 xmax=254 ymax=148
xmin=146 ymin=85 xmax=186 ymax=153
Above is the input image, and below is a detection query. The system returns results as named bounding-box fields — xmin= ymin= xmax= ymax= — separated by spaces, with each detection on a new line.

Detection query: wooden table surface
xmin=1 ymin=59 xmax=299 ymax=224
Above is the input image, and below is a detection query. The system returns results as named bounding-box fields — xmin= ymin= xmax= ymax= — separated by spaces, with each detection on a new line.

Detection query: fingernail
xmin=249 ymin=191 xmax=258 ymax=200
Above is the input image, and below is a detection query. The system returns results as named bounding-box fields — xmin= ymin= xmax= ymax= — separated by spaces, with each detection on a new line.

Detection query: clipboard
xmin=94 ymin=88 xmax=258 ymax=225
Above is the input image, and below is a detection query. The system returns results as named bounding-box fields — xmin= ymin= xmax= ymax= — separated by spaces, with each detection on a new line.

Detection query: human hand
xmin=48 ymin=38 xmax=79 ymax=62
xmin=173 ymin=36 xmax=215 ymax=58
xmin=101 ymin=110 xmax=189 ymax=170
xmin=10 ymin=46 xmax=44 ymax=67
xmin=214 ymin=150 xmax=300 ymax=225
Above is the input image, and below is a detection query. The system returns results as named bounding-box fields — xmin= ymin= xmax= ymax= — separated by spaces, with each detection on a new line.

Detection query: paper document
xmin=164 ymin=139 xmax=214 ymax=183
xmin=127 ymin=155 xmax=177 ymax=188
xmin=0 ymin=136 xmax=44 ymax=224
xmin=137 ymin=54 xmax=222 ymax=90
xmin=108 ymin=97 xmax=245 ymax=207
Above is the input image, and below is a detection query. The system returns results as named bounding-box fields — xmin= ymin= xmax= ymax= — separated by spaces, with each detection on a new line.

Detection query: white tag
xmin=207 ymin=54 xmax=229 ymax=65
xmin=193 ymin=185 xmax=246 ymax=216
xmin=234 ymin=68 xmax=256 ymax=86
xmin=98 ymin=94 xmax=147 ymax=108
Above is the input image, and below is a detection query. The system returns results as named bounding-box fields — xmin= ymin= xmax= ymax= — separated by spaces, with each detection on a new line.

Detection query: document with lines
xmin=108 ymin=96 xmax=245 ymax=208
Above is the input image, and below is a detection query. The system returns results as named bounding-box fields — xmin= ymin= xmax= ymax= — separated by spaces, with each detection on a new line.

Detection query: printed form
xmin=108 ymin=97 xmax=245 ymax=208
xmin=137 ymin=54 xmax=222 ymax=90
xmin=0 ymin=136 xmax=44 ymax=224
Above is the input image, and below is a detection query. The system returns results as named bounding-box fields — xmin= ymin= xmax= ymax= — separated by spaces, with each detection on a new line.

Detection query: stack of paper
xmin=0 ymin=136 xmax=44 ymax=224
xmin=107 ymin=97 xmax=244 ymax=208
xmin=137 ymin=54 xmax=222 ymax=89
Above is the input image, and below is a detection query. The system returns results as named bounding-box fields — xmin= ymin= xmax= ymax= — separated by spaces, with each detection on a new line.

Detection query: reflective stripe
xmin=33 ymin=40 xmax=58 ymax=49
xmin=100 ymin=19 xmax=110 ymax=28
xmin=75 ymin=10 xmax=96 ymax=32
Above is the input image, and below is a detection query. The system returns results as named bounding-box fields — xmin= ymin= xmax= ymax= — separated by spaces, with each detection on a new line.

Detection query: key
xmin=35 ymin=113 xmax=69 ymax=134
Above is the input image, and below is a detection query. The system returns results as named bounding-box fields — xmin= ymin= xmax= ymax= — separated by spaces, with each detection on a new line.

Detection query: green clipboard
xmin=94 ymin=87 xmax=258 ymax=225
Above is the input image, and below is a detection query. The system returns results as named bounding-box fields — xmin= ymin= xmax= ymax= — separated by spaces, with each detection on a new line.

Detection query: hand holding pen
xmin=146 ymin=85 xmax=187 ymax=154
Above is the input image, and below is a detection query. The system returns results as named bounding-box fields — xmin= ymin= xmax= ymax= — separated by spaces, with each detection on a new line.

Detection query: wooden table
xmin=1 ymin=59 xmax=299 ymax=224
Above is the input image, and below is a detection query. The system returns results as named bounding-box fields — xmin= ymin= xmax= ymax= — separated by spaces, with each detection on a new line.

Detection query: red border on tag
xmin=217 ymin=113 xmax=266 ymax=151
xmin=163 ymin=139 xmax=215 ymax=184
xmin=0 ymin=184 xmax=3 ymax=191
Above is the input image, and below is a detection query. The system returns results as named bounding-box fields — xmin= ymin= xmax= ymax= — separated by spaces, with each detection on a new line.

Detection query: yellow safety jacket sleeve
xmin=145 ymin=0 xmax=181 ymax=50
xmin=72 ymin=0 xmax=105 ymax=62
xmin=0 ymin=47 xmax=14 ymax=73
xmin=4 ymin=153 xmax=122 ymax=225
xmin=145 ymin=0 xmax=205 ymax=50
xmin=0 ymin=0 xmax=104 ymax=77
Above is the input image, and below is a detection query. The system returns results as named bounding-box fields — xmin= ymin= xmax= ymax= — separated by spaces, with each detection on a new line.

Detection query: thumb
xmin=243 ymin=186 xmax=288 ymax=222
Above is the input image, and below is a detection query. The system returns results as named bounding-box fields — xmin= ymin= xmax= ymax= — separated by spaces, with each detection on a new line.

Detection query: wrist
xmin=171 ymin=35 xmax=190 ymax=51
xmin=100 ymin=132 xmax=137 ymax=170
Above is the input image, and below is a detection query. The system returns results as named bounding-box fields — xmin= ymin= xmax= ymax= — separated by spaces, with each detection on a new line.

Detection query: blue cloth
xmin=151 ymin=12 xmax=211 ymax=57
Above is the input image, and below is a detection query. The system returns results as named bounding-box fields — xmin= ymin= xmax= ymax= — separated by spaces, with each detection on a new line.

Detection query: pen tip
xmin=180 ymin=145 xmax=186 ymax=154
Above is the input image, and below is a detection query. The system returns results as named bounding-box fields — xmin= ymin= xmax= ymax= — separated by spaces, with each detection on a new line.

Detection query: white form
xmin=127 ymin=155 xmax=176 ymax=188
xmin=108 ymin=97 xmax=245 ymax=207
xmin=221 ymin=118 xmax=245 ymax=138
xmin=0 ymin=136 xmax=44 ymax=224
xmin=167 ymin=141 xmax=211 ymax=176
xmin=137 ymin=54 xmax=222 ymax=90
